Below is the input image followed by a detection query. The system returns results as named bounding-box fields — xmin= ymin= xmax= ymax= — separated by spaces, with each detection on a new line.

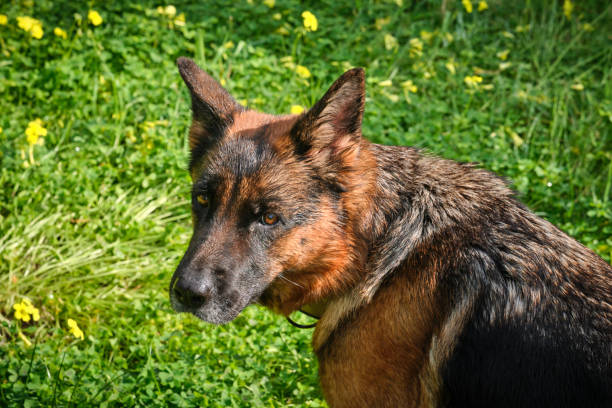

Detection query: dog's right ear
xmin=177 ymin=57 xmax=243 ymax=156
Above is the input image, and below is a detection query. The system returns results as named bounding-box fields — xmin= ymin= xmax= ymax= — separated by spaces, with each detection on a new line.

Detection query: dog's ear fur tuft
xmin=292 ymin=68 xmax=365 ymax=155
xmin=177 ymin=57 xmax=243 ymax=156
xmin=291 ymin=68 xmax=366 ymax=189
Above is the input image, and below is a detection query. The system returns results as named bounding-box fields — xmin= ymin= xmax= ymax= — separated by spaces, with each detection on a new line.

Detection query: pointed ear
xmin=177 ymin=57 xmax=243 ymax=154
xmin=291 ymin=68 xmax=365 ymax=157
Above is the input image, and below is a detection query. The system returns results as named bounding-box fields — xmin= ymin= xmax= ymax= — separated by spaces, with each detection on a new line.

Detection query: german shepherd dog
xmin=169 ymin=57 xmax=612 ymax=407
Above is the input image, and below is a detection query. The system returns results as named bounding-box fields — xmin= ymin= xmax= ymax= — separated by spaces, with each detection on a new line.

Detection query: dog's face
xmin=170 ymin=58 xmax=368 ymax=324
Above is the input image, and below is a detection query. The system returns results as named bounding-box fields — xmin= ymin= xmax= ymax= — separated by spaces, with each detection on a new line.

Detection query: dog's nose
xmin=173 ymin=277 xmax=211 ymax=310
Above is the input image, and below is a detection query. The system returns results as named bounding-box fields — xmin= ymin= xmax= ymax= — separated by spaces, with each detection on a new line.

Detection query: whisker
xmin=278 ymin=273 xmax=304 ymax=288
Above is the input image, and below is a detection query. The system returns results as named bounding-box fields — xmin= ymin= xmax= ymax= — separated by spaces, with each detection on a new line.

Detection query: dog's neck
xmin=301 ymin=298 xmax=330 ymax=319
xmin=309 ymin=283 xmax=372 ymax=351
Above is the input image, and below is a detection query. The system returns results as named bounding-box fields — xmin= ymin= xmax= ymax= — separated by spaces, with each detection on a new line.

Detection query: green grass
xmin=1 ymin=0 xmax=610 ymax=406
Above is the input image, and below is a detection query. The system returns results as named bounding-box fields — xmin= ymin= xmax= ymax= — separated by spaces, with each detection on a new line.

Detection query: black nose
xmin=173 ymin=278 xmax=211 ymax=310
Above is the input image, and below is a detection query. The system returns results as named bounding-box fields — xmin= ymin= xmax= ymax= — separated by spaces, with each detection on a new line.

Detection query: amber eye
xmin=261 ymin=213 xmax=280 ymax=225
xmin=196 ymin=194 xmax=209 ymax=208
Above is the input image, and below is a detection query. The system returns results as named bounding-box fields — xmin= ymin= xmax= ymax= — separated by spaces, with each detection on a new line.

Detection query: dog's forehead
xmin=193 ymin=112 xmax=300 ymax=181
xmin=195 ymin=136 xmax=314 ymax=206
xmin=210 ymin=137 xmax=269 ymax=178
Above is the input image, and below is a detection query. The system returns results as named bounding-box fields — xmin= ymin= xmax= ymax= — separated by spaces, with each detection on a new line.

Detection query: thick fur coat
xmin=170 ymin=57 xmax=612 ymax=407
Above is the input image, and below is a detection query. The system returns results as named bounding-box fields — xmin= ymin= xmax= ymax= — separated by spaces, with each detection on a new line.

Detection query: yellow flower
xmin=276 ymin=26 xmax=289 ymax=35
xmin=224 ymin=41 xmax=235 ymax=49
xmin=515 ymin=24 xmax=530 ymax=33
xmin=17 ymin=16 xmax=43 ymax=39
xmin=263 ymin=0 xmax=275 ymax=8
xmin=401 ymin=80 xmax=418 ymax=93
xmin=563 ymin=0 xmax=573 ymax=20
xmin=409 ymin=38 xmax=423 ymax=57
xmin=295 ymin=65 xmax=311 ymax=79
xmin=464 ymin=75 xmax=483 ymax=87
xmin=516 ymin=90 xmax=528 ymax=100
xmin=273 ymin=13 xmax=282 ymax=20
xmin=13 ymin=303 xmax=30 ymax=322
xmin=88 ymin=10 xmax=103 ymax=26
xmin=30 ymin=24 xmax=43 ymax=39
xmin=174 ymin=13 xmax=186 ymax=27
xmin=17 ymin=16 xmax=35 ymax=31
xmin=13 ymin=300 xmax=40 ymax=322
xmin=379 ymin=79 xmax=392 ymax=87
xmin=67 ymin=318 xmax=84 ymax=340
xmin=571 ymin=83 xmax=584 ymax=91
xmin=0 ymin=14 xmax=7 ymax=25
xmin=280 ymin=56 xmax=294 ymax=67
xmin=375 ymin=17 xmax=390 ymax=31
xmin=383 ymin=92 xmax=399 ymax=103
xmin=445 ymin=59 xmax=457 ymax=74
xmin=291 ymin=105 xmax=305 ymax=114
xmin=23 ymin=299 xmax=40 ymax=321
xmin=0 ymin=127 xmax=3 ymax=134
xmin=462 ymin=0 xmax=473 ymax=13
xmin=165 ymin=5 xmax=177 ymax=17
xmin=25 ymin=119 xmax=46 ymax=164
xmin=302 ymin=11 xmax=318 ymax=32
xmin=54 ymin=27 xmax=67 ymax=39
xmin=497 ymin=49 xmax=509 ymax=60
xmin=509 ymin=130 xmax=523 ymax=147
xmin=384 ymin=33 xmax=398 ymax=50
xmin=478 ymin=1 xmax=488 ymax=11
xmin=582 ymin=23 xmax=594 ymax=32
xmin=420 ymin=30 xmax=434 ymax=42
xmin=25 ymin=119 xmax=47 ymax=146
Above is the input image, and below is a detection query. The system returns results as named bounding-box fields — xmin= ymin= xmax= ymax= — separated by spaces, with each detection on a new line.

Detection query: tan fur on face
xmin=260 ymin=196 xmax=358 ymax=315
xmin=227 ymin=110 xmax=278 ymax=135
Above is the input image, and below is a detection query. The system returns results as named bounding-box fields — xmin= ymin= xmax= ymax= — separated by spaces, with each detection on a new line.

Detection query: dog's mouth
xmin=169 ymin=275 xmax=266 ymax=325
xmin=170 ymin=289 xmax=242 ymax=324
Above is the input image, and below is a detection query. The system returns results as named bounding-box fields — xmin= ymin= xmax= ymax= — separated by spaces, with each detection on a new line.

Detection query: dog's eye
xmin=196 ymin=194 xmax=209 ymax=208
xmin=261 ymin=213 xmax=280 ymax=226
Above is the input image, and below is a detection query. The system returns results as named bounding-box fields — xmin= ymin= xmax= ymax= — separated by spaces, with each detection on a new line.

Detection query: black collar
xmin=286 ymin=308 xmax=320 ymax=329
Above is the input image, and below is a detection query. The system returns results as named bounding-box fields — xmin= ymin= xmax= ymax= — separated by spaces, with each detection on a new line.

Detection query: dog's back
xmin=413 ymin=153 xmax=611 ymax=407
xmin=310 ymin=144 xmax=611 ymax=407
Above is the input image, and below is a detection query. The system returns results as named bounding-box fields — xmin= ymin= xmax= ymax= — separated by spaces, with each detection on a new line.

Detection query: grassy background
xmin=1 ymin=0 xmax=610 ymax=406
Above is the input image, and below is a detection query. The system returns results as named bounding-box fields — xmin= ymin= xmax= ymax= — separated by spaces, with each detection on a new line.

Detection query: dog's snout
xmin=173 ymin=277 xmax=211 ymax=310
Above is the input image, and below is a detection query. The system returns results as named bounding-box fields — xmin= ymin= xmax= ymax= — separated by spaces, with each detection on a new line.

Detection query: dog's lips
xmin=169 ymin=264 xmax=271 ymax=325
xmin=170 ymin=288 xmax=250 ymax=325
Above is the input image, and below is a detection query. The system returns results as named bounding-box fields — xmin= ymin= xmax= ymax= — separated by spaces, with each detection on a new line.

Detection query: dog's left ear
xmin=291 ymin=68 xmax=365 ymax=188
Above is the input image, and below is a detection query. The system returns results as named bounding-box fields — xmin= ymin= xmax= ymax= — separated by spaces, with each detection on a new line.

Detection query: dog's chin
xmin=191 ymin=305 xmax=243 ymax=325
xmin=170 ymin=296 xmax=247 ymax=325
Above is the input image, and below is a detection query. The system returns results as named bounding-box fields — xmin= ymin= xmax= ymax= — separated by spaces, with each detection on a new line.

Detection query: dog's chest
xmin=314 ymin=274 xmax=440 ymax=408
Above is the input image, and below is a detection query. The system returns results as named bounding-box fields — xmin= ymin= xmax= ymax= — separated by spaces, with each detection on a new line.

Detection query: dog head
xmin=170 ymin=58 xmax=372 ymax=324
